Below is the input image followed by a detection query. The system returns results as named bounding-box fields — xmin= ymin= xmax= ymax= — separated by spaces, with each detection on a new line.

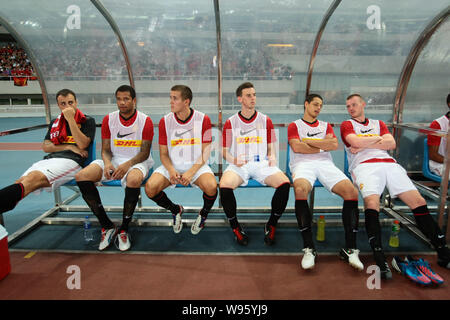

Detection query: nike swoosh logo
xmin=438 ymin=234 xmax=445 ymax=239
xmin=239 ymin=128 xmax=256 ymax=135
xmin=360 ymin=128 xmax=373 ymax=134
xmin=306 ymin=131 xmax=322 ymax=137
xmin=174 ymin=128 xmax=193 ymax=137
xmin=117 ymin=132 xmax=133 ymax=138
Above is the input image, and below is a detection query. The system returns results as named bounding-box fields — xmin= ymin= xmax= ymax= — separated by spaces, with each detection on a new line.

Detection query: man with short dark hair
xmin=341 ymin=93 xmax=450 ymax=279
xmin=0 ymin=89 xmax=96 ymax=215
xmin=145 ymin=84 xmax=217 ymax=235
xmin=427 ymin=93 xmax=450 ymax=176
xmin=288 ymin=93 xmax=362 ymax=270
xmin=219 ymin=82 xmax=290 ymax=246
xmin=75 ymin=85 xmax=154 ymax=251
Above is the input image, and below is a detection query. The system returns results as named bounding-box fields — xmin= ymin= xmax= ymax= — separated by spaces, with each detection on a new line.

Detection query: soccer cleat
xmin=117 ymin=230 xmax=131 ymax=252
xmin=340 ymin=248 xmax=364 ymax=271
xmin=391 ymin=256 xmax=431 ymax=285
xmin=233 ymin=227 xmax=249 ymax=246
xmin=301 ymin=248 xmax=316 ymax=270
xmin=372 ymin=247 xmax=392 ymax=280
xmin=98 ymin=227 xmax=117 ymax=251
xmin=191 ymin=214 xmax=207 ymax=235
xmin=264 ymin=223 xmax=276 ymax=246
xmin=172 ymin=205 xmax=184 ymax=234
xmin=405 ymin=255 xmax=444 ymax=285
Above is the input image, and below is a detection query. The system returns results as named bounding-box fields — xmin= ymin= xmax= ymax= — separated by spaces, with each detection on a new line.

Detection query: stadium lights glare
xmin=267 ymin=44 xmax=294 ymax=47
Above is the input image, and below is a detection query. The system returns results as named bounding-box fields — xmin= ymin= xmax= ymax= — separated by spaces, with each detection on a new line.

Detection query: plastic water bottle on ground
xmin=83 ymin=215 xmax=93 ymax=244
xmin=316 ymin=215 xmax=325 ymax=241
xmin=389 ymin=220 xmax=400 ymax=248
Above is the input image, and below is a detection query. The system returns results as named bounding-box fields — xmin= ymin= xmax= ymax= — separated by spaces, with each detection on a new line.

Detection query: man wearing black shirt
xmin=0 ymin=88 xmax=96 ymax=215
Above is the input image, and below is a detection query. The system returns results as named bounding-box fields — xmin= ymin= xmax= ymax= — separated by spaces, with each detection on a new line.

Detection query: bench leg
xmin=309 ymin=187 xmax=315 ymax=216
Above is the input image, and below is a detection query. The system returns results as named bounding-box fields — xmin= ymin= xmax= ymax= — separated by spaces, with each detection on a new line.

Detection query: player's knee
xmin=364 ymin=196 xmax=380 ymax=211
xmin=342 ymin=186 xmax=359 ymax=200
xmin=294 ymin=185 xmax=309 ymax=198
xmin=144 ymin=181 xmax=157 ymax=198
xmin=74 ymin=169 xmax=87 ymax=181
xmin=204 ymin=180 xmax=218 ymax=195
xmin=126 ymin=177 xmax=142 ymax=188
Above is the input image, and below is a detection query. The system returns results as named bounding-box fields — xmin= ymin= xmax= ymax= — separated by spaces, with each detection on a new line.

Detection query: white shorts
xmin=429 ymin=160 xmax=443 ymax=176
xmin=224 ymin=160 xmax=281 ymax=187
xmin=91 ymin=158 xmax=153 ymax=188
xmin=22 ymin=158 xmax=81 ymax=193
xmin=153 ymin=164 xmax=214 ymax=188
xmin=351 ymin=162 xmax=416 ymax=198
xmin=291 ymin=160 xmax=349 ymax=193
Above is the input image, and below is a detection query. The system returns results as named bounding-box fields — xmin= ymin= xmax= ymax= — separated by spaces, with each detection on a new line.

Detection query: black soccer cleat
xmin=233 ymin=227 xmax=249 ymax=246
xmin=264 ymin=223 xmax=276 ymax=246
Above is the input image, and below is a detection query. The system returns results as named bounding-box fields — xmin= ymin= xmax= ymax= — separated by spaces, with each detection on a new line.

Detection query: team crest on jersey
xmin=171 ymin=138 xmax=200 ymax=146
xmin=359 ymin=183 xmax=364 ymax=190
xmin=114 ymin=139 xmax=142 ymax=147
xmin=236 ymin=136 xmax=262 ymax=144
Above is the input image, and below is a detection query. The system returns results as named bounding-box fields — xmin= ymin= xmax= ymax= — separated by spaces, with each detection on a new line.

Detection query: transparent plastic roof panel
xmin=101 ymin=0 xmax=218 ymax=117
xmin=0 ymin=0 xmax=128 ymax=111
xmin=309 ymin=0 xmax=449 ymax=124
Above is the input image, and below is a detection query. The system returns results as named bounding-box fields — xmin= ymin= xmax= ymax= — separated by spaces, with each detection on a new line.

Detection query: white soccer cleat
xmin=340 ymin=248 xmax=364 ymax=271
xmin=301 ymin=248 xmax=316 ymax=270
xmin=191 ymin=214 xmax=206 ymax=235
xmin=117 ymin=230 xmax=131 ymax=251
xmin=98 ymin=227 xmax=117 ymax=251
xmin=172 ymin=205 xmax=184 ymax=234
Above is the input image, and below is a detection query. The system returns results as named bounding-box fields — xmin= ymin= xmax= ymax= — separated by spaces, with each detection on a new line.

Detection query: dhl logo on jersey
xmin=171 ymin=138 xmax=201 ymax=147
xmin=62 ymin=136 xmax=75 ymax=144
xmin=302 ymin=138 xmax=323 ymax=141
xmin=356 ymin=134 xmax=380 ymax=137
xmin=114 ymin=139 xmax=142 ymax=147
xmin=236 ymin=136 xmax=262 ymax=144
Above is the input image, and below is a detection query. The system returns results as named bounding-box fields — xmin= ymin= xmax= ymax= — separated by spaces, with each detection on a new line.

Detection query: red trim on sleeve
xmin=101 ymin=115 xmax=111 ymax=139
xmin=142 ymin=117 xmax=154 ymax=141
xmin=378 ymin=120 xmax=391 ymax=136
xmin=326 ymin=123 xmax=336 ymax=138
xmin=266 ymin=116 xmax=276 ymax=143
xmin=202 ymin=114 xmax=212 ymax=143
xmin=428 ymin=120 xmax=442 ymax=146
xmin=340 ymin=120 xmax=354 ymax=147
xmin=158 ymin=117 xmax=167 ymax=145
xmin=288 ymin=122 xmax=300 ymax=141
xmin=222 ymin=119 xmax=232 ymax=148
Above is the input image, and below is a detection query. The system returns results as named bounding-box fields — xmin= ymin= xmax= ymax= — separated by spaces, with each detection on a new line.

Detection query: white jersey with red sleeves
xmin=343 ymin=118 xmax=394 ymax=173
xmin=164 ymin=109 xmax=205 ymax=171
xmin=227 ymin=111 xmax=268 ymax=161
xmin=289 ymin=119 xmax=332 ymax=169
xmin=109 ymin=110 xmax=153 ymax=165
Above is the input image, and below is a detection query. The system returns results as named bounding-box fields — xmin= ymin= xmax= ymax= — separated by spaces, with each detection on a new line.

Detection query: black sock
xmin=268 ymin=182 xmax=290 ymax=227
xmin=201 ymin=191 xmax=217 ymax=218
xmin=77 ymin=181 xmax=114 ymax=229
xmin=342 ymin=200 xmax=359 ymax=249
xmin=220 ymin=187 xmax=239 ymax=229
xmin=0 ymin=183 xmax=24 ymax=213
xmin=365 ymin=209 xmax=382 ymax=250
xmin=120 ymin=187 xmax=140 ymax=232
xmin=412 ymin=205 xmax=446 ymax=249
xmin=150 ymin=191 xmax=179 ymax=214
xmin=295 ymin=199 xmax=314 ymax=249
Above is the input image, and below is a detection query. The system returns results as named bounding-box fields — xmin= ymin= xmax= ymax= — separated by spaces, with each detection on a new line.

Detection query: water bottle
xmin=83 ymin=215 xmax=93 ymax=244
xmin=316 ymin=215 xmax=326 ymax=241
xmin=389 ymin=220 xmax=400 ymax=248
